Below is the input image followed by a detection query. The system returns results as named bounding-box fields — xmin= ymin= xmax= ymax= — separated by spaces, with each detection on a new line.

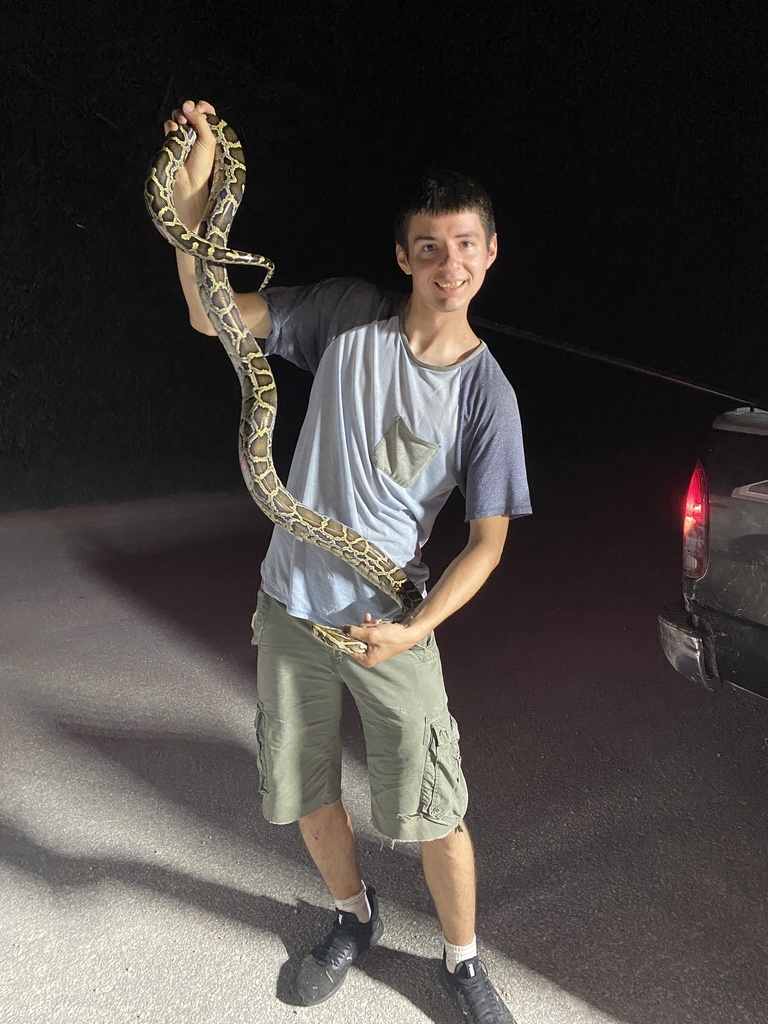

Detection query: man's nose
xmin=440 ymin=245 xmax=462 ymax=269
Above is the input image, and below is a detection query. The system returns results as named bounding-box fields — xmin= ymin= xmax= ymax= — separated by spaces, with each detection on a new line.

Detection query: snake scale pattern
xmin=144 ymin=114 xmax=423 ymax=652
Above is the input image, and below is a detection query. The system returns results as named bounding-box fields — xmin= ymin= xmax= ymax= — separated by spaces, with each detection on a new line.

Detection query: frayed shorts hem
xmin=371 ymin=816 xmax=467 ymax=848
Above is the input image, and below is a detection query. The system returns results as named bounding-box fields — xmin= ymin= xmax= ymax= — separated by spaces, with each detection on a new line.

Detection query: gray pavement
xmin=2 ymin=448 xmax=767 ymax=1024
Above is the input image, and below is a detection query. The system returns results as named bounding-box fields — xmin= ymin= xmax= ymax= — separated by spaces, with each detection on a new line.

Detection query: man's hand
xmin=162 ymin=99 xmax=218 ymax=231
xmin=343 ymin=613 xmax=423 ymax=669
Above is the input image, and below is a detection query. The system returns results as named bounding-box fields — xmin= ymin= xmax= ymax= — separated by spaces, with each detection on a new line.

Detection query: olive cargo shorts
xmin=251 ymin=589 xmax=469 ymax=842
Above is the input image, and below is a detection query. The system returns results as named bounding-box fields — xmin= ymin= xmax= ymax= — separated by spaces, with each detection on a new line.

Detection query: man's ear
xmin=487 ymin=233 xmax=498 ymax=268
xmin=396 ymin=244 xmax=412 ymax=276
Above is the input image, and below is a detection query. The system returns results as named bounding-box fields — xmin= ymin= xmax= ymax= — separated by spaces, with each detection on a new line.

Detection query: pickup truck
xmin=659 ymin=406 xmax=768 ymax=704
xmin=472 ymin=315 xmax=768 ymax=705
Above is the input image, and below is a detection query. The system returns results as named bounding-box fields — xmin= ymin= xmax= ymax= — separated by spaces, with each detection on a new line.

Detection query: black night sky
xmin=3 ymin=0 xmax=767 ymax=511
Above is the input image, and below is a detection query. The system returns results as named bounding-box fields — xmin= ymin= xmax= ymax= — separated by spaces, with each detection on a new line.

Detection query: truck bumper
xmin=658 ymin=601 xmax=717 ymax=689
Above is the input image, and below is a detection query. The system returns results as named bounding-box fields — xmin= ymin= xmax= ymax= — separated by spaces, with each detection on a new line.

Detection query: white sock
xmin=334 ymin=882 xmax=371 ymax=923
xmin=444 ymin=935 xmax=478 ymax=973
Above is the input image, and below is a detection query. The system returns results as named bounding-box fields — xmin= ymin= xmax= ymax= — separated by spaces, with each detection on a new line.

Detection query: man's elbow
xmin=488 ymin=548 xmax=504 ymax=573
xmin=190 ymin=315 xmax=217 ymax=336
xmin=472 ymin=541 xmax=504 ymax=575
xmin=469 ymin=516 xmax=509 ymax=575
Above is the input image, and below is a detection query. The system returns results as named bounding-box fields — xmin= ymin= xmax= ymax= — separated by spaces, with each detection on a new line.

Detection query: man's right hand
xmin=162 ymin=99 xmax=218 ymax=232
xmin=163 ymin=99 xmax=273 ymax=340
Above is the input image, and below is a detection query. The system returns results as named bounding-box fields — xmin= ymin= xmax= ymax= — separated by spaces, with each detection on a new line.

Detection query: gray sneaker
xmin=291 ymin=886 xmax=384 ymax=1006
xmin=439 ymin=953 xmax=517 ymax=1023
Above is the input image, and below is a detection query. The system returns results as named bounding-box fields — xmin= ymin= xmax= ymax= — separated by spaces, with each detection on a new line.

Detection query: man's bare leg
xmin=298 ymin=798 xmax=365 ymax=901
xmin=299 ymin=802 xmax=476 ymax=941
xmin=292 ymin=798 xmax=382 ymax=1007
xmin=420 ymin=821 xmax=476 ymax=946
xmin=423 ymin=822 xmax=515 ymax=1020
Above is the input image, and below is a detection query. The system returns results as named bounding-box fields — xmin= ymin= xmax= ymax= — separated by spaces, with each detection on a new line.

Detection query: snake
xmin=144 ymin=113 xmax=423 ymax=653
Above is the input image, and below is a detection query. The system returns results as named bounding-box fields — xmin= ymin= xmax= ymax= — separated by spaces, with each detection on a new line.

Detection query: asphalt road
xmin=2 ymin=443 xmax=767 ymax=1024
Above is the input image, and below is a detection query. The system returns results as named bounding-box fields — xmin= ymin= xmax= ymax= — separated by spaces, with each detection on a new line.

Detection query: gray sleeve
xmin=456 ymin=358 xmax=532 ymax=521
xmin=262 ymin=277 xmax=402 ymax=374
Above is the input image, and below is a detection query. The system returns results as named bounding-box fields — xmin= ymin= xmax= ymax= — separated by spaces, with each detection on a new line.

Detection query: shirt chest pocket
xmin=372 ymin=415 xmax=441 ymax=488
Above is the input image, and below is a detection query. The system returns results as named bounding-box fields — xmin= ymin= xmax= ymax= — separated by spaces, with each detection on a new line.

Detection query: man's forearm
xmin=176 ymin=249 xmax=217 ymax=334
xmin=401 ymin=534 xmax=503 ymax=641
xmin=344 ymin=516 xmax=509 ymax=668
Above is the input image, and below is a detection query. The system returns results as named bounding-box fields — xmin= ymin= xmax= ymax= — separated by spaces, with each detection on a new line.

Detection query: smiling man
xmin=167 ymin=99 xmax=530 ymax=1023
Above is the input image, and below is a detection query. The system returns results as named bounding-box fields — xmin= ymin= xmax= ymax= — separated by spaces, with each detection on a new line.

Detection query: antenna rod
xmin=471 ymin=315 xmax=760 ymax=410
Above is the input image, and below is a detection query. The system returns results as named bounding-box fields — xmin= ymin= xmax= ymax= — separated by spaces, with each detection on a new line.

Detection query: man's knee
xmin=299 ymin=798 xmax=346 ymax=831
xmin=420 ymin=820 xmax=469 ymax=852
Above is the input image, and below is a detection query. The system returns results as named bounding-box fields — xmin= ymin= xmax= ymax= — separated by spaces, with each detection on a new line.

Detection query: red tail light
xmin=682 ymin=461 xmax=709 ymax=579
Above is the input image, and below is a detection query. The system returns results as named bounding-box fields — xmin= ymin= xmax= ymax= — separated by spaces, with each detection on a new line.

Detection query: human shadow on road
xmin=1 ymin=818 xmax=450 ymax=1021
xmin=47 ymin=709 xmax=409 ymax=889
xmin=75 ymin=527 xmax=268 ymax=682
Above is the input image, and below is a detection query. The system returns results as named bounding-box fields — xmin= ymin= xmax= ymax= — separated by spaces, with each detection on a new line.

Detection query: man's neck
xmin=401 ymin=299 xmax=482 ymax=368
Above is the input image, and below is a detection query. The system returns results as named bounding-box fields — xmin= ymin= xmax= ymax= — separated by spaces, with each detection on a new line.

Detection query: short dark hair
xmin=394 ymin=170 xmax=496 ymax=251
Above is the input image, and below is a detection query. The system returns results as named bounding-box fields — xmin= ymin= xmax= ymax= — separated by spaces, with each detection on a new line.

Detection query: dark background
xmin=2 ymin=0 xmax=767 ymax=511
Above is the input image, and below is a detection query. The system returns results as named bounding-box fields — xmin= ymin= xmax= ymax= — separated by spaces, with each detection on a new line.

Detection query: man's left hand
xmin=343 ymin=613 xmax=423 ymax=668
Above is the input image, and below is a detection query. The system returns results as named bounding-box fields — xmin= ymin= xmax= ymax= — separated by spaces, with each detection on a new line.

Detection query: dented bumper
xmin=658 ymin=601 xmax=716 ymax=689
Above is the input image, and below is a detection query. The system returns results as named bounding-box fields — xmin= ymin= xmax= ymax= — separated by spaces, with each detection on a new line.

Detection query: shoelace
xmin=453 ymin=961 xmax=506 ymax=1024
xmin=311 ymin=919 xmax=361 ymax=968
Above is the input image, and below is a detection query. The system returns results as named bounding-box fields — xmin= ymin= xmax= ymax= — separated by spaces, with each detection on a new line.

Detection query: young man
xmin=167 ymin=99 xmax=530 ymax=1024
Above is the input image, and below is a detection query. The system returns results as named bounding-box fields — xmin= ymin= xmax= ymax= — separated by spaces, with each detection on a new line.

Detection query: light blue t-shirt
xmin=258 ymin=277 xmax=531 ymax=627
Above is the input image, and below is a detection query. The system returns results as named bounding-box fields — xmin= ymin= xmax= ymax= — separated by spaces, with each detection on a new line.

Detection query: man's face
xmin=396 ymin=210 xmax=498 ymax=315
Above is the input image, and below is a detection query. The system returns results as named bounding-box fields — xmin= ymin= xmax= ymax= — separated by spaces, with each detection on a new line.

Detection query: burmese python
xmin=144 ymin=113 xmax=422 ymax=653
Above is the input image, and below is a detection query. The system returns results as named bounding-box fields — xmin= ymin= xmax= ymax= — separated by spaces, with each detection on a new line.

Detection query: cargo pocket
xmin=419 ymin=710 xmax=465 ymax=825
xmin=250 ymin=589 xmax=271 ymax=646
xmin=253 ymin=701 xmax=269 ymax=796
xmin=410 ymin=630 xmax=440 ymax=664
xmin=372 ymin=416 xmax=440 ymax=487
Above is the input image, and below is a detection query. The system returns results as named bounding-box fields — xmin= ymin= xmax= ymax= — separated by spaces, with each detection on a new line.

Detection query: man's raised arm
xmin=164 ymin=99 xmax=272 ymax=340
